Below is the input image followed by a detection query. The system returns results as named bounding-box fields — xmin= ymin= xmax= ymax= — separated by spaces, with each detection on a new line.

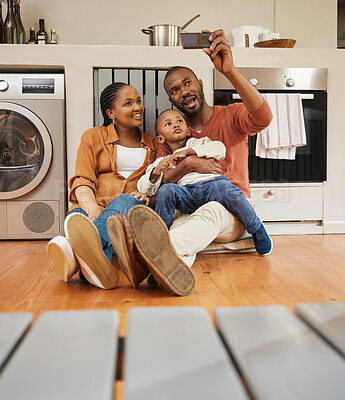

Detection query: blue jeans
xmin=155 ymin=175 xmax=262 ymax=234
xmin=67 ymin=193 xmax=145 ymax=262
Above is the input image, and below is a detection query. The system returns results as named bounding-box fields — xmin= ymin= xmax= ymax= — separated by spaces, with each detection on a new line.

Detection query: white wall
xmin=276 ymin=0 xmax=337 ymax=49
xmin=13 ymin=0 xmax=336 ymax=48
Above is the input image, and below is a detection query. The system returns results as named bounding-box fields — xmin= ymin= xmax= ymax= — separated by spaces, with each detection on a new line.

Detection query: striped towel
xmin=256 ymin=93 xmax=307 ymax=159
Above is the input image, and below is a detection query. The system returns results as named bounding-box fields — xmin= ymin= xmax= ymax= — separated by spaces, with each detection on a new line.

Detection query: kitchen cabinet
xmin=250 ymin=183 xmax=323 ymax=223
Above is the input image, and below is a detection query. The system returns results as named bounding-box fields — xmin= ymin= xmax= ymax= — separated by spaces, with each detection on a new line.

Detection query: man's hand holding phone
xmin=180 ymin=32 xmax=211 ymax=49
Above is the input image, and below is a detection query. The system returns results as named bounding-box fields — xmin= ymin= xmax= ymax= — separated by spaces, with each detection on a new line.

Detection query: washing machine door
xmin=0 ymin=102 xmax=52 ymax=199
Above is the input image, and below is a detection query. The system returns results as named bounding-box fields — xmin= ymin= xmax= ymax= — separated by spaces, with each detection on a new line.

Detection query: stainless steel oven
xmin=214 ymin=67 xmax=327 ymax=183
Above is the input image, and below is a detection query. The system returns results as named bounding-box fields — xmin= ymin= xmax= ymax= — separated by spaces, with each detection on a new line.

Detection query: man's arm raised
xmin=203 ymin=29 xmax=264 ymax=112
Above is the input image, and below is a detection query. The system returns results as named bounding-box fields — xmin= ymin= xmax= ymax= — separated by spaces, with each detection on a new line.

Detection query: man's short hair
xmin=164 ymin=66 xmax=199 ymax=90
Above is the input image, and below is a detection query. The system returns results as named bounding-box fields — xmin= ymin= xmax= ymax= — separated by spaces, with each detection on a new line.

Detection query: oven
xmin=214 ymin=67 xmax=327 ymax=184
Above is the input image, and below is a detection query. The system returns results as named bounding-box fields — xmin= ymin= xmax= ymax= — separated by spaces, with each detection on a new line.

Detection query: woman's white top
xmin=116 ymin=144 xmax=147 ymax=179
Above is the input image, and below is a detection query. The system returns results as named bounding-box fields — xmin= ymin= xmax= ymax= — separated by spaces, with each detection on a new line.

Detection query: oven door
xmin=214 ymin=90 xmax=327 ymax=183
xmin=0 ymin=102 xmax=52 ymax=199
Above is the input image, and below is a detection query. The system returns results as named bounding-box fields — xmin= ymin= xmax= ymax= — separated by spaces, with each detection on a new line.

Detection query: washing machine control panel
xmin=0 ymin=74 xmax=64 ymax=99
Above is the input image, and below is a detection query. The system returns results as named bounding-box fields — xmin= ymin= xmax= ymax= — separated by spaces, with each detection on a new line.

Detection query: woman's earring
xmin=112 ymin=118 xmax=115 ymax=124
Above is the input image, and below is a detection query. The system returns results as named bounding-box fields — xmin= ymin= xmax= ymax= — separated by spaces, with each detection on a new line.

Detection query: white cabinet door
xmin=250 ymin=185 xmax=323 ymax=222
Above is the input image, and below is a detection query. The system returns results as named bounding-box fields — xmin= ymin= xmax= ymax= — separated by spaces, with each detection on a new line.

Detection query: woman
xmin=48 ymin=82 xmax=158 ymax=290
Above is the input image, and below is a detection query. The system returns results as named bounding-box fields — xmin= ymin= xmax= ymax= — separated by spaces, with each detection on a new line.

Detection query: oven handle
xmin=231 ymin=93 xmax=314 ymax=100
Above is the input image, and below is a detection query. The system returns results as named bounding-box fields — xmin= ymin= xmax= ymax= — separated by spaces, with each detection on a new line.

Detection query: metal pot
xmin=141 ymin=14 xmax=200 ymax=46
xmin=141 ymin=24 xmax=181 ymax=46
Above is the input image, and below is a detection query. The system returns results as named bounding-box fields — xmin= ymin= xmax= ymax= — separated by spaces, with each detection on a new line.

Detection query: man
xmin=108 ymin=29 xmax=273 ymax=296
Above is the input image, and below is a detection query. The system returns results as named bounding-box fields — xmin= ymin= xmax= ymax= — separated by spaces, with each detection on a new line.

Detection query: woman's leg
xmin=92 ymin=194 xmax=145 ymax=261
xmin=65 ymin=213 xmax=119 ymax=289
xmin=66 ymin=195 xmax=143 ymax=262
xmin=61 ymin=195 xmax=145 ymax=289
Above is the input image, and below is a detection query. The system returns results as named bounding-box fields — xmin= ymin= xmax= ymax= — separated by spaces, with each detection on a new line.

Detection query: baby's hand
xmin=151 ymin=155 xmax=175 ymax=177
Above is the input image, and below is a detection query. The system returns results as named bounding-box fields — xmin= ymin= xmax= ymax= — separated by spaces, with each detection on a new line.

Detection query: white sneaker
xmin=47 ymin=236 xmax=79 ymax=282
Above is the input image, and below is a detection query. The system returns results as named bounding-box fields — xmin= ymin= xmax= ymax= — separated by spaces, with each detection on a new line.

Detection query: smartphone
xmin=180 ymin=32 xmax=211 ymax=49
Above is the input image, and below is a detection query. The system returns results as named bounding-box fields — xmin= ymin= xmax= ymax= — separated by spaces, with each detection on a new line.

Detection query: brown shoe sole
xmin=107 ymin=214 xmax=149 ymax=288
xmin=65 ymin=214 xmax=119 ymax=289
xmin=127 ymin=205 xmax=195 ymax=296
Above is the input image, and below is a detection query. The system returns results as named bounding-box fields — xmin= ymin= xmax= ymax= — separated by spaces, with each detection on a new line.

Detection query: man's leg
xmin=169 ymin=201 xmax=245 ymax=266
xmin=126 ymin=202 xmax=241 ymax=293
xmin=127 ymin=205 xmax=195 ymax=296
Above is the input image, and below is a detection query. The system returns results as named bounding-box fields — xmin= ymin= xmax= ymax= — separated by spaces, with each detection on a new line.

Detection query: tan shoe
xmin=127 ymin=205 xmax=195 ymax=296
xmin=64 ymin=213 xmax=119 ymax=289
xmin=107 ymin=214 xmax=150 ymax=288
xmin=47 ymin=236 xmax=79 ymax=282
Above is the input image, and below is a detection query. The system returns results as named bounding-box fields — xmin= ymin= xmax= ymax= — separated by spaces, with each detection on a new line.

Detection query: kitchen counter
xmin=1 ymin=44 xmax=345 ymax=233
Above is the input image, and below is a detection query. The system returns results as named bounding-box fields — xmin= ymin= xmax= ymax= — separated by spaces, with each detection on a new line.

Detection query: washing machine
xmin=0 ymin=71 xmax=66 ymax=239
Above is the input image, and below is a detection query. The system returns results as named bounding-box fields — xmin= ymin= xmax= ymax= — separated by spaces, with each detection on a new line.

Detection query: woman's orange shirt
xmin=68 ymin=123 xmax=157 ymax=212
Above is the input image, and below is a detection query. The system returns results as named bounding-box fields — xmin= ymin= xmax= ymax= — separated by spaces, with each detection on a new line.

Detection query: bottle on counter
xmin=14 ymin=0 xmax=25 ymax=44
xmin=0 ymin=2 xmax=4 ymax=44
xmin=27 ymin=26 xmax=36 ymax=44
xmin=49 ymin=28 xmax=57 ymax=44
xmin=36 ymin=18 xmax=48 ymax=44
xmin=4 ymin=0 xmax=18 ymax=44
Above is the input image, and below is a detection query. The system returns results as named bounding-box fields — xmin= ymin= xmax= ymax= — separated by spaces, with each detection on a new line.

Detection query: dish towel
xmin=256 ymin=93 xmax=307 ymax=159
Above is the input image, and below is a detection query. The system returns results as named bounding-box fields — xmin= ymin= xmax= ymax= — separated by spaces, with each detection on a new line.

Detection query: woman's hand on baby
xmin=130 ymin=190 xmax=150 ymax=206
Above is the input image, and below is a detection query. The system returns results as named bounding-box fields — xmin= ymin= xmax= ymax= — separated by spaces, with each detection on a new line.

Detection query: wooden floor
xmin=1 ymin=234 xmax=345 ymax=336
xmin=1 ymin=234 xmax=345 ymax=398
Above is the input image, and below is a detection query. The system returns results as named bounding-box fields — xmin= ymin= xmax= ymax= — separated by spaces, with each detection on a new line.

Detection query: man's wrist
xmin=223 ymin=66 xmax=239 ymax=81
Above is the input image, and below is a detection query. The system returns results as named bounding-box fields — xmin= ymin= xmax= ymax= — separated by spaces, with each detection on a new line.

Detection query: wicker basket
xmin=253 ymin=39 xmax=296 ymax=48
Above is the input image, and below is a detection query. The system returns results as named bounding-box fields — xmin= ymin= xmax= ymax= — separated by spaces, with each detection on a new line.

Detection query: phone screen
xmin=181 ymin=33 xmax=211 ymax=49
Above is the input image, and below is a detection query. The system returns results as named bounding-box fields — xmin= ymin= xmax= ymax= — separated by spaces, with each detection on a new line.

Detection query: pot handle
xmin=142 ymin=28 xmax=153 ymax=35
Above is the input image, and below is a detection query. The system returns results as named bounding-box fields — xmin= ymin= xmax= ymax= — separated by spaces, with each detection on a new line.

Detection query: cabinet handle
xmin=268 ymin=190 xmax=275 ymax=196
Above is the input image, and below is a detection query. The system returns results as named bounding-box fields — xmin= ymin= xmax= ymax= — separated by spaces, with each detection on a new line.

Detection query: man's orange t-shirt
xmin=157 ymin=101 xmax=272 ymax=198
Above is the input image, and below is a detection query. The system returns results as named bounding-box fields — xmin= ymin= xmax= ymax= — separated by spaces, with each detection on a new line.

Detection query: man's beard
xmin=176 ymin=86 xmax=205 ymax=116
